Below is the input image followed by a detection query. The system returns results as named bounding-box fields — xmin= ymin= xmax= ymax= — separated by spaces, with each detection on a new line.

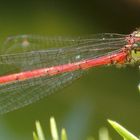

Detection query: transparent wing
xmin=0 ymin=33 xmax=128 ymax=114
xmin=0 ymin=70 xmax=85 ymax=114
xmin=0 ymin=34 xmax=127 ymax=76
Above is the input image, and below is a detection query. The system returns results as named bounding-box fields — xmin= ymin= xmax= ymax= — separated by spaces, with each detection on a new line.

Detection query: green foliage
xmin=33 ymin=117 xmax=68 ymax=140
xmin=33 ymin=121 xmax=45 ymax=140
xmin=33 ymin=117 xmax=139 ymax=140
xmin=108 ymin=120 xmax=139 ymax=140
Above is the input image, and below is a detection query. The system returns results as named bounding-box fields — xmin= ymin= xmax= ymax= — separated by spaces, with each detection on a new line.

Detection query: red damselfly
xmin=0 ymin=30 xmax=140 ymax=114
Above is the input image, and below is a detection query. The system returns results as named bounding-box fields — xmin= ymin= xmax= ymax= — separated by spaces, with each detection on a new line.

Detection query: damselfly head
xmin=130 ymin=31 xmax=140 ymax=62
xmin=131 ymin=30 xmax=140 ymax=49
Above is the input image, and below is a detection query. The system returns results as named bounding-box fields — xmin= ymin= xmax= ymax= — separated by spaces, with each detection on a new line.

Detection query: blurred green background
xmin=0 ymin=0 xmax=140 ymax=140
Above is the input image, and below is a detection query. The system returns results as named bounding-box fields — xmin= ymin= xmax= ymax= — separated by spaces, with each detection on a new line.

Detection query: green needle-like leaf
xmin=33 ymin=131 xmax=39 ymax=140
xmin=61 ymin=128 xmax=68 ymax=140
xmin=108 ymin=120 xmax=139 ymax=140
xmin=99 ymin=127 xmax=110 ymax=140
xmin=50 ymin=117 xmax=59 ymax=140
xmin=138 ymin=84 xmax=140 ymax=92
xmin=35 ymin=121 xmax=45 ymax=140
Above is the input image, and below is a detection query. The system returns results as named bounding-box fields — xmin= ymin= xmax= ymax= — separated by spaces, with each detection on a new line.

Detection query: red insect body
xmin=0 ymin=50 xmax=127 ymax=84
